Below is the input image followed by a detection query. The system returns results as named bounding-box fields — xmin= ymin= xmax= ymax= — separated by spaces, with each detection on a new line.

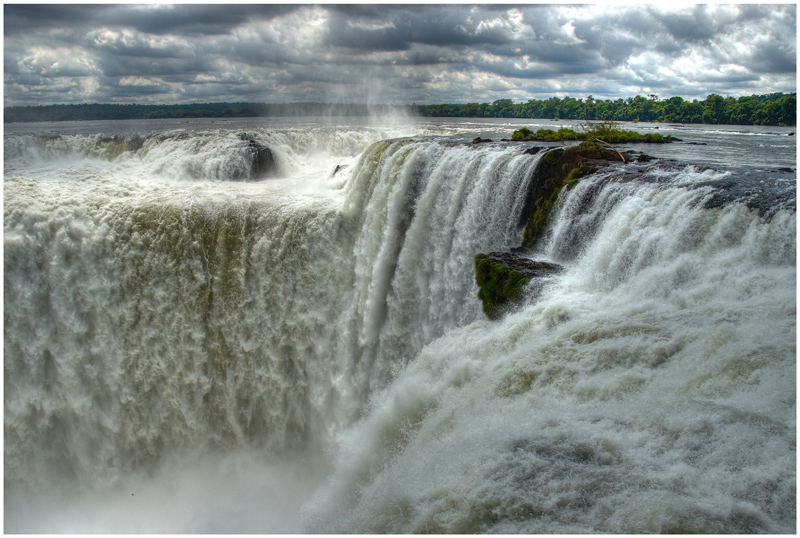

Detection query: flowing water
xmin=4 ymin=117 xmax=796 ymax=533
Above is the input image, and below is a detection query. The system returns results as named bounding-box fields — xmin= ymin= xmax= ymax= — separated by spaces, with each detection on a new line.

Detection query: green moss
xmin=547 ymin=186 xmax=563 ymax=205
xmin=577 ymin=139 xmax=602 ymax=151
xmin=523 ymin=173 xmax=580 ymax=248
xmin=475 ymin=253 xmax=508 ymax=319
xmin=542 ymin=151 xmax=558 ymax=166
xmin=563 ymin=167 xmax=582 ymax=188
xmin=475 ymin=254 xmax=528 ymax=319
xmin=475 ymin=253 xmax=491 ymax=286
xmin=502 ymin=270 xmax=529 ymax=302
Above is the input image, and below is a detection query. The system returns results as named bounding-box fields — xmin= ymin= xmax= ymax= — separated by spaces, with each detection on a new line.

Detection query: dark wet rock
xmin=155 ymin=130 xmax=190 ymax=142
xmin=702 ymin=169 xmax=796 ymax=216
xmin=475 ymin=252 xmax=563 ymax=319
xmin=98 ymin=135 xmax=121 ymax=144
xmin=524 ymin=146 xmax=544 ymax=155
xmin=251 ymin=144 xmax=276 ymax=178
xmin=519 ymin=142 xmax=633 ymax=248
xmin=482 ymin=251 xmax=563 ymax=280
xmin=127 ymin=135 xmax=145 ymax=152
xmin=34 ymin=134 xmax=63 ymax=147
xmin=332 ymin=164 xmax=348 ymax=176
xmin=239 ymin=132 xmax=277 ymax=179
xmin=473 ymin=137 xmax=493 ymax=144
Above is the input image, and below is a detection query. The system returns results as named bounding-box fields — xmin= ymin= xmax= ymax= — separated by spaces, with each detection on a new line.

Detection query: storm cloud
xmin=3 ymin=4 xmax=796 ymax=106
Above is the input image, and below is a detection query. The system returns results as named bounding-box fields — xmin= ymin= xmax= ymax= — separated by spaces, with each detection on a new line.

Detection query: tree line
xmin=4 ymin=92 xmax=796 ymax=126
xmin=415 ymin=93 xmax=796 ymax=126
xmin=3 ymin=102 xmax=407 ymax=123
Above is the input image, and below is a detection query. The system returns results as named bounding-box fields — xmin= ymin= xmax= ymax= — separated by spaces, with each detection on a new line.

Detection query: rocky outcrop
xmin=480 ymin=251 xmax=563 ymax=279
xmin=519 ymin=142 xmax=633 ymax=248
xmin=475 ymin=252 xmax=562 ymax=319
xmin=239 ymin=133 xmax=277 ymax=179
xmin=475 ymin=140 xmax=643 ymax=319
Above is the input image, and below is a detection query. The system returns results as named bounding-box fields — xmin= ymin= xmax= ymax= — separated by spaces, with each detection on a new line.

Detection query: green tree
xmin=703 ymin=93 xmax=724 ymax=124
xmin=491 ymin=99 xmax=514 ymax=117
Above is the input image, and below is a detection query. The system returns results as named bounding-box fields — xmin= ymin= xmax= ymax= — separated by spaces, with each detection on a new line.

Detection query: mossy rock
xmin=475 ymin=252 xmax=563 ymax=319
xmin=542 ymin=150 xmax=559 ymax=166
xmin=563 ymin=167 xmax=582 ymax=188
xmin=503 ymin=270 xmax=528 ymax=301
xmin=520 ymin=145 xmax=620 ymax=248
xmin=475 ymin=253 xmax=529 ymax=319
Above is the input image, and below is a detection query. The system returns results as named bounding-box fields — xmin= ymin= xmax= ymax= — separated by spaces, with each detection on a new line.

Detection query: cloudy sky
xmin=4 ymin=3 xmax=797 ymax=107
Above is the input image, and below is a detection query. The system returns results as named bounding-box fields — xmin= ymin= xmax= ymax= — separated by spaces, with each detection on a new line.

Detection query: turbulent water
xmin=4 ymin=117 xmax=796 ymax=533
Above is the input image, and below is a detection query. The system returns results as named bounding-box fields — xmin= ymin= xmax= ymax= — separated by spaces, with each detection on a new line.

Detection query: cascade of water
xmin=303 ymin=174 xmax=796 ymax=533
xmin=4 ymin=181 xmax=352 ymax=489
xmin=339 ymin=140 xmax=538 ymax=397
xmin=4 ymin=137 xmax=540 ymax=494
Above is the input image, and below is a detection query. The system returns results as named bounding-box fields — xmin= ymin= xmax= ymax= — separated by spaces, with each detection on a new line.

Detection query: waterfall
xmin=4 ymin=126 xmax=795 ymax=533
xmin=4 ymin=136 xmax=539 ymax=492
xmin=303 ymin=174 xmax=796 ymax=534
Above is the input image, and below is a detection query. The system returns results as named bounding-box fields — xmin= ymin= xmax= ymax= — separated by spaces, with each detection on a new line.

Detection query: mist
xmin=5 ymin=449 xmax=330 ymax=533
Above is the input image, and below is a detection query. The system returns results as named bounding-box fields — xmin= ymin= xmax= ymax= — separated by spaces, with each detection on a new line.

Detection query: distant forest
xmin=4 ymin=92 xmax=796 ymax=126
xmin=3 ymin=102 xmax=403 ymax=124
xmin=416 ymin=93 xmax=796 ymax=126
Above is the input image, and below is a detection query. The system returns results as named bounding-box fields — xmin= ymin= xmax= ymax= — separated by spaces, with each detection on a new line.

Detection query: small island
xmin=511 ymin=121 xmax=677 ymax=144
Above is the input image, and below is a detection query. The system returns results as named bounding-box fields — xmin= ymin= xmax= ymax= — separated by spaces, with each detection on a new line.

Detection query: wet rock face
xmin=475 ymin=252 xmax=563 ymax=320
xmin=520 ymin=143 xmax=639 ymax=248
xmin=239 ymin=133 xmax=277 ymax=179
xmin=482 ymin=251 xmax=563 ymax=280
xmin=474 ymin=142 xmax=639 ymax=319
